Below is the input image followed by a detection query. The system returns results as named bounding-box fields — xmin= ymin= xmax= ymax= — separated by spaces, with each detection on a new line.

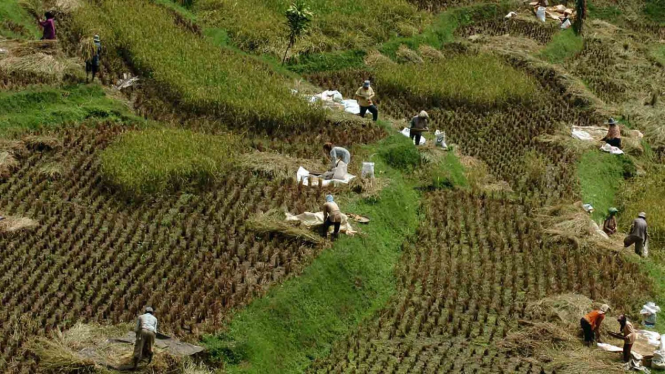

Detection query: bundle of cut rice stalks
xmin=246 ymin=210 xmax=324 ymax=245
xmin=78 ymin=37 xmax=96 ymax=61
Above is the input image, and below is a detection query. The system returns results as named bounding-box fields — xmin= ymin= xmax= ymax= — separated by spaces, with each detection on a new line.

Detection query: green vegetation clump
xmin=71 ymin=0 xmax=324 ymax=131
xmin=100 ymin=129 xmax=238 ymax=196
xmin=577 ymin=150 xmax=626 ymax=222
xmin=539 ymin=29 xmax=584 ymax=64
xmin=378 ymin=135 xmax=421 ymax=171
xmin=0 ymin=85 xmax=138 ymax=135
xmin=644 ymin=0 xmax=665 ymax=24
xmin=374 ymin=54 xmax=540 ymax=109
xmin=0 ymin=0 xmax=39 ymax=39
xmin=422 ymin=150 xmax=468 ymax=190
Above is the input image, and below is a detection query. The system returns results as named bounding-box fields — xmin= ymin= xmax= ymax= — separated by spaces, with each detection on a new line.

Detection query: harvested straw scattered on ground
xmin=246 ymin=210 xmax=324 ymax=245
xmin=0 ymin=40 xmax=82 ymax=86
xmin=0 ymin=215 xmax=38 ymax=234
xmin=0 ymin=151 xmax=18 ymax=179
xmin=239 ymin=151 xmax=326 ymax=179
xmin=23 ymin=135 xmax=62 ymax=151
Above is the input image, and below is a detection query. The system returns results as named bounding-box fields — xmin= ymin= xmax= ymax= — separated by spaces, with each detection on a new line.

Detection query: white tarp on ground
xmin=572 ymin=128 xmax=594 ymax=141
xmin=401 ymin=127 xmax=426 ymax=145
xmin=341 ymin=99 xmax=360 ymax=114
xmin=297 ymin=166 xmax=356 ymax=187
xmin=285 ymin=211 xmax=356 ymax=235
xmin=307 ymin=90 xmax=361 ymax=115
xmin=600 ymin=143 xmax=624 ymax=155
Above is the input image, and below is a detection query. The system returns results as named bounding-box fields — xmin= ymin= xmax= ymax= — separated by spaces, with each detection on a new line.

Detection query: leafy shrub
xmin=100 ymin=129 xmax=238 ymax=196
xmin=373 ymin=54 xmax=540 ymax=109
xmin=379 ymin=136 xmax=420 ymax=171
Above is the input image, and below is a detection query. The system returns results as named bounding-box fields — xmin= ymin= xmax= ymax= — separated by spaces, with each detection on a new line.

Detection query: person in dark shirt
xmin=38 ymin=12 xmax=56 ymax=40
xmin=86 ymin=35 xmax=102 ymax=82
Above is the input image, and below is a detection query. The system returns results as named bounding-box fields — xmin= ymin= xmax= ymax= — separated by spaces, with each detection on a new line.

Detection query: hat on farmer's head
xmin=326 ymin=194 xmax=334 ymax=203
xmin=363 ymin=80 xmax=371 ymax=88
xmin=564 ymin=9 xmax=573 ymax=14
xmin=609 ymin=207 xmax=618 ymax=215
xmin=94 ymin=35 xmax=100 ymax=42
xmin=606 ymin=118 xmax=619 ymax=126
xmin=600 ymin=304 xmax=610 ymax=313
xmin=419 ymin=110 xmax=429 ymax=118
xmin=639 ymin=212 xmax=647 ymax=219
xmin=145 ymin=306 xmax=154 ymax=313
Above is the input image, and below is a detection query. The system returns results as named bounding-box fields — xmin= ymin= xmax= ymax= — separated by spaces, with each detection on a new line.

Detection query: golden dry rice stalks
xmin=239 ymin=151 xmax=325 ymax=179
xmin=23 ymin=135 xmax=62 ymax=151
xmin=18 ymin=0 xmax=42 ymax=19
xmin=26 ymin=335 xmax=96 ymax=373
xmin=0 ymin=215 xmax=39 ymax=234
xmin=0 ymin=152 xmax=19 ymax=180
xmin=246 ymin=210 xmax=324 ymax=245
xmin=78 ymin=37 xmax=96 ymax=62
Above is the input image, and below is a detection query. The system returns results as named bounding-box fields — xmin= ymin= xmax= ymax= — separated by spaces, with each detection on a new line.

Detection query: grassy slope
xmin=0 ymin=0 xmax=39 ymax=40
xmin=577 ymin=150 xmax=625 ymax=222
xmin=539 ymin=29 xmax=584 ymax=64
xmin=0 ymin=85 xmax=139 ymax=135
xmin=204 ymin=132 xmax=467 ymax=373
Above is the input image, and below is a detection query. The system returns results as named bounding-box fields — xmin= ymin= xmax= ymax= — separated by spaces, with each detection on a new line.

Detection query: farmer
xmin=323 ymin=143 xmax=350 ymax=169
xmin=355 ymin=80 xmax=378 ymax=121
xmin=86 ymin=35 xmax=102 ymax=83
xmin=322 ymin=194 xmax=342 ymax=240
xmin=409 ymin=111 xmax=430 ymax=146
xmin=640 ymin=302 xmax=661 ymax=328
xmin=321 ymin=158 xmax=347 ymax=181
xmin=616 ymin=314 xmax=637 ymax=363
xmin=624 ymin=212 xmax=648 ymax=257
xmin=560 ymin=10 xmax=573 ymax=29
xmin=580 ymin=304 xmax=610 ymax=346
xmin=133 ymin=306 xmax=158 ymax=369
xmin=601 ymin=118 xmax=622 ymax=148
xmin=603 ymin=207 xmax=618 ymax=236
xmin=38 ymin=12 xmax=56 ymax=40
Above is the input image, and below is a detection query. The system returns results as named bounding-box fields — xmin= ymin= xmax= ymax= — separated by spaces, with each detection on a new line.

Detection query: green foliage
xmin=205 ymin=133 xmax=421 ymax=373
xmin=374 ymin=54 xmax=540 ymax=109
xmin=0 ymin=0 xmax=39 ymax=39
xmin=577 ymin=150 xmax=626 ymax=222
xmin=644 ymin=0 xmax=665 ymax=24
xmin=0 ymin=85 xmax=139 ymax=136
xmin=422 ymin=151 xmax=468 ymax=190
xmin=587 ymin=1 xmax=622 ymax=22
xmin=100 ymin=129 xmax=238 ymax=197
xmin=378 ymin=135 xmax=421 ymax=171
xmin=71 ymin=0 xmax=324 ymax=132
xmin=651 ymin=45 xmax=665 ymax=66
xmin=539 ymin=29 xmax=584 ymax=64
xmin=283 ymin=0 xmax=314 ymax=64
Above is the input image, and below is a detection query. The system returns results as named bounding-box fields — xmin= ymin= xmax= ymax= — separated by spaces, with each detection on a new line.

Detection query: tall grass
xmin=70 ymin=0 xmax=324 ymax=131
xmin=577 ymin=150 xmax=626 ymax=223
xmin=195 ymin=0 xmax=427 ymax=57
xmin=0 ymin=0 xmax=40 ymax=40
xmin=100 ymin=129 xmax=238 ymax=196
xmin=539 ymin=29 xmax=584 ymax=64
xmin=374 ymin=54 xmax=540 ymax=109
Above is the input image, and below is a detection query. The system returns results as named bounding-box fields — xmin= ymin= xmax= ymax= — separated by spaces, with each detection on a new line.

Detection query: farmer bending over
xmin=410 ymin=111 xmax=429 ymax=146
xmin=580 ymin=304 xmax=610 ymax=346
xmin=323 ymin=143 xmax=350 ymax=169
xmin=133 ymin=307 xmax=158 ymax=369
xmin=322 ymin=195 xmax=342 ymax=240
xmin=603 ymin=207 xmax=618 ymax=236
xmin=355 ymin=80 xmax=378 ymax=121
xmin=38 ymin=12 xmax=56 ymax=40
xmin=624 ymin=212 xmax=648 ymax=257
xmin=601 ymin=118 xmax=622 ymax=148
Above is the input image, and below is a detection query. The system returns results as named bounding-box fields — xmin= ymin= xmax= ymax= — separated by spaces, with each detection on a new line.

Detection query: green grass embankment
xmin=0 ymin=84 xmax=139 ymax=135
xmin=204 ymin=132 xmax=466 ymax=373
xmin=539 ymin=29 xmax=584 ymax=64
xmin=577 ymin=150 xmax=626 ymax=222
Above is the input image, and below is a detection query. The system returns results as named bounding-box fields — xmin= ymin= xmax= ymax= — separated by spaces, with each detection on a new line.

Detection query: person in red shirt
xmin=38 ymin=12 xmax=56 ymax=40
xmin=580 ymin=304 xmax=610 ymax=346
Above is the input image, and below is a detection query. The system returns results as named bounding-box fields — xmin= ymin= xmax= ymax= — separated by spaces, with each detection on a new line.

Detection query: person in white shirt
xmin=133 ymin=306 xmax=158 ymax=369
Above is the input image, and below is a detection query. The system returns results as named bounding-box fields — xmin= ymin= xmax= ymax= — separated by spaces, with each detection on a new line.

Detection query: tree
xmin=282 ymin=0 xmax=313 ymax=65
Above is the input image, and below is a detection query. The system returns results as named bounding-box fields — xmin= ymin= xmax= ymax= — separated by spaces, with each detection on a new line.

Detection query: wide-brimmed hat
xmin=606 ymin=118 xmax=619 ymax=125
xmin=641 ymin=302 xmax=661 ymax=314
xmin=599 ymin=304 xmax=610 ymax=313
xmin=145 ymin=306 xmax=154 ymax=313
xmin=608 ymin=207 xmax=618 ymax=215
xmin=93 ymin=35 xmax=100 ymax=42
xmin=418 ymin=110 xmax=429 ymax=118
xmin=638 ymin=212 xmax=647 ymax=219
xmin=363 ymin=80 xmax=371 ymax=88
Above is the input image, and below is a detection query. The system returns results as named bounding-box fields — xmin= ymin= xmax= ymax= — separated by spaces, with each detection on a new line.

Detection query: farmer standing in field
xmin=616 ymin=314 xmax=637 ymax=362
xmin=322 ymin=194 xmax=342 ymax=240
xmin=601 ymin=118 xmax=622 ymax=148
xmin=580 ymin=304 xmax=610 ymax=346
xmin=38 ymin=12 xmax=56 ymax=40
xmin=355 ymin=80 xmax=378 ymax=121
xmin=603 ymin=208 xmax=618 ymax=236
xmin=624 ymin=212 xmax=648 ymax=257
xmin=86 ymin=35 xmax=102 ymax=83
xmin=133 ymin=307 xmax=158 ymax=369
xmin=409 ymin=111 xmax=430 ymax=146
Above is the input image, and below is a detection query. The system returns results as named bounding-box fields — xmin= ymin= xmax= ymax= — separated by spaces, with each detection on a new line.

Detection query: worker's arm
xmin=323 ymin=205 xmax=329 ymax=222
xmin=136 ymin=316 xmax=141 ymax=333
xmin=594 ymin=326 xmax=602 ymax=342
